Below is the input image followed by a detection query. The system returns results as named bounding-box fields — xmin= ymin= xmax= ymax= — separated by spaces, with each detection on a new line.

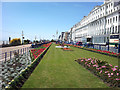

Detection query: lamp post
xmin=118 ymin=33 xmax=120 ymax=53
xmin=9 ymin=36 xmax=11 ymax=44
xmin=107 ymin=36 xmax=109 ymax=51
xmin=22 ymin=30 xmax=24 ymax=45
xmin=107 ymin=30 xmax=110 ymax=51
xmin=35 ymin=35 xmax=36 ymax=44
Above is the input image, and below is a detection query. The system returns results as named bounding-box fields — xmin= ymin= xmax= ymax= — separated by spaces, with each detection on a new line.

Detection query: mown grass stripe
xmin=22 ymin=43 xmax=118 ymax=88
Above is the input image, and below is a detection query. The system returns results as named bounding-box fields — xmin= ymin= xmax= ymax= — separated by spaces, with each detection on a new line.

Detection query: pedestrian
xmin=115 ymin=43 xmax=118 ymax=49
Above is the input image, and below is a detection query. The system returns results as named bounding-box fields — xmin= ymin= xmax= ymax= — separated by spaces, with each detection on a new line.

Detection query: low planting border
xmin=75 ymin=58 xmax=120 ymax=88
xmin=5 ymin=43 xmax=52 ymax=89
xmin=80 ymin=47 xmax=119 ymax=58
xmin=68 ymin=44 xmax=120 ymax=58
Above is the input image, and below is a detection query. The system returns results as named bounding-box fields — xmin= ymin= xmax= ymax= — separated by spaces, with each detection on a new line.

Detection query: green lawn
xmin=22 ymin=43 xmax=118 ymax=88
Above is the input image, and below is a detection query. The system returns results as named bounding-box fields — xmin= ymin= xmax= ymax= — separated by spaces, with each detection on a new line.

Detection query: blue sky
xmin=2 ymin=2 xmax=103 ymax=41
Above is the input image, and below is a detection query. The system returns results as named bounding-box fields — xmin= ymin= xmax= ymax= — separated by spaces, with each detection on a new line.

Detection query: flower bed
xmin=83 ymin=48 xmax=119 ymax=57
xmin=63 ymin=48 xmax=72 ymax=51
xmin=5 ymin=43 xmax=52 ymax=89
xmin=31 ymin=43 xmax=51 ymax=60
xmin=1 ymin=51 xmax=32 ymax=89
xmin=31 ymin=48 xmax=45 ymax=59
xmin=67 ymin=44 xmax=120 ymax=58
xmin=42 ymin=43 xmax=51 ymax=47
xmin=75 ymin=57 xmax=120 ymax=88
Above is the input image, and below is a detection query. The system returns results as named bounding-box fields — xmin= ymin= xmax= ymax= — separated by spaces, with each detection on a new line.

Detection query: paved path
xmin=0 ymin=44 xmax=31 ymax=62
xmin=0 ymin=44 xmax=31 ymax=54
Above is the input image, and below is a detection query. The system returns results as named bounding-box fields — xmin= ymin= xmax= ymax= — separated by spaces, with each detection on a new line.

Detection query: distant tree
xmin=64 ymin=39 xmax=67 ymax=41
xmin=51 ymin=39 xmax=56 ymax=42
xmin=10 ymin=38 xmax=21 ymax=46
xmin=33 ymin=40 xmax=39 ymax=43
xmin=24 ymin=39 xmax=30 ymax=44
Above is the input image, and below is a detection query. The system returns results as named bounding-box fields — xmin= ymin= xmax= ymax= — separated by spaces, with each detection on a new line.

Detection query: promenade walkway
xmin=22 ymin=43 xmax=118 ymax=88
xmin=0 ymin=44 xmax=31 ymax=62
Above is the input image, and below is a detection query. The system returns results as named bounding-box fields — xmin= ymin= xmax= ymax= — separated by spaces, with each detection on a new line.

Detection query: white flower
xmin=8 ymin=82 xmax=11 ymax=85
xmin=5 ymin=86 xmax=10 ymax=88
xmin=28 ymin=65 xmax=31 ymax=67
xmin=11 ymin=80 xmax=14 ymax=82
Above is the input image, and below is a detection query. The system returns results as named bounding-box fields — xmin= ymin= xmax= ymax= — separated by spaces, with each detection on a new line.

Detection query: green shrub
xmin=10 ymin=38 xmax=21 ymax=46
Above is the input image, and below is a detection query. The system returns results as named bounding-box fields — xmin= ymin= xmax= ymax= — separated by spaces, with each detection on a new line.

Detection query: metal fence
xmin=0 ymin=47 xmax=30 ymax=62
xmin=0 ymin=41 xmax=9 ymax=45
xmin=82 ymin=44 xmax=118 ymax=53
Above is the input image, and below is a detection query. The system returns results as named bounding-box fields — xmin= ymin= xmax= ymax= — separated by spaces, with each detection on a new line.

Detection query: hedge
xmin=5 ymin=43 xmax=52 ymax=89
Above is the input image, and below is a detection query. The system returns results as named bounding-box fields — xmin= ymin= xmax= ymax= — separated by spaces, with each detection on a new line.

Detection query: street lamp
xmin=118 ymin=33 xmax=120 ymax=53
xmin=22 ymin=30 xmax=24 ymax=45
xmin=107 ymin=29 xmax=110 ymax=51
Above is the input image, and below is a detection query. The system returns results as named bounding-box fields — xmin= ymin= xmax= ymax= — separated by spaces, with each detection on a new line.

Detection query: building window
xmin=107 ymin=28 xmax=109 ymax=34
xmin=110 ymin=18 xmax=112 ymax=23
xmin=117 ymin=7 xmax=119 ymax=10
xmin=110 ymin=27 xmax=111 ymax=34
xmin=104 ymin=30 xmax=106 ymax=34
xmin=116 ymin=16 xmax=117 ymax=22
xmin=112 ymin=26 xmax=114 ymax=34
xmin=118 ymin=25 xmax=120 ymax=33
xmin=113 ymin=17 xmax=115 ymax=22
xmin=115 ymin=26 xmax=117 ymax=33
xmin=119 ymin=15 xmax=120 ymax=21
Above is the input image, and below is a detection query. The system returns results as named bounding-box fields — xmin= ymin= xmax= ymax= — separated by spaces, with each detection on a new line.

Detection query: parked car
xmin=76 ymin=41 xmax=82 ymax=46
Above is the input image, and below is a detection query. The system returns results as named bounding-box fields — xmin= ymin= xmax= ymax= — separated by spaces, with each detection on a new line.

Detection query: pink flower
xmin=99 ymin=67 xmax=101 ymax=69
xmin=88 ymin=58 xmax=91 ymax=60
xmin=91 ymin=60 xmax=93 ymax=63
xmin=96 ymin=68 xmax=99 ymax=70
xmin=97 ymin=67 xmax=102 ymax=70
xmin=116 ymin=78 xmax=120 ymax=81
xmin=108 ymin=75 xmax=111 ymax=77
xmin=105 ymin=71 xmax=109 ymax=73
xmin=85 ymin=62 xmax=87 ymax=64
xmin=108 ymin=73 xmax=110 ymax=76
xmin=109 ymin=64 xmax=112 ymax=67
xmin=100 ymin=70 xmax=102 ymax=73
xmin=111 ymin=68 xmax=117 ymax=71
xmin=93 ymin=64 xmax=98 ymax=67
xmin=85 ymin=59 xmax=88 ymax=61
xmin=117 ymin=73 xmax=119 ymax=76
xmin=81 ymin=60 xmax=84 ymax=62
xmin=95 ymin=60 xmax=96 ymax=63
xmin=93 ymin=65 xmax=96 ymax=67
xmin=102 ymin=66 xmax=106 ymax=68
xmin=87 ymin=64 xmax=90 ymax=67
xmin=111 ymin=73 xmax=113 ymax=75
xmin=114 ymin=66 xmax=118 ymax=68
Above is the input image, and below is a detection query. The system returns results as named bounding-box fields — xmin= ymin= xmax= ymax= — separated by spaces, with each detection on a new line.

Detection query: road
xmin=0 ymin=44 xmax=32 ymax=62
xmin=0 ymin=44 xmax=31 ymax=54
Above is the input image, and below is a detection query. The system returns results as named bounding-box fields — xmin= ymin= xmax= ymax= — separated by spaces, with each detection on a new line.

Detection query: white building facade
xmin=69 ymin=0 xmax=120 ymax=45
